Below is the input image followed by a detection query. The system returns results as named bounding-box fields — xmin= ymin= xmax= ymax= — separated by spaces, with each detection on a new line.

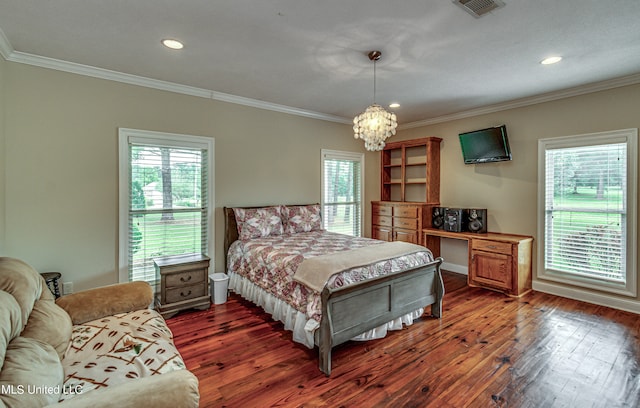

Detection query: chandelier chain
xmin=353 ymin=50 xmax=397 ymax=151
xmin=373 ymin=58 xmax=377 ymax=105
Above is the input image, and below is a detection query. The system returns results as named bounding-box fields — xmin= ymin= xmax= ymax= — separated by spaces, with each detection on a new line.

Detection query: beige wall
xmin=2 ymin=62 xmax=363 ymax=291
xmin=0 ymin=56 xmax=5 ymax=252
xmin=2 ymin=59 xmax=638 ymax=311
xmin=393 ymin=83 xmax=640 ymax=309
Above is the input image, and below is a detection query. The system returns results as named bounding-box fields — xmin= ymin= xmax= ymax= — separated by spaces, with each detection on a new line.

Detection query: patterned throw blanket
xmin=293 ymin=241 xmax=427 ymax=292
xmin=60 ymin=309 xmax=186 ymax=401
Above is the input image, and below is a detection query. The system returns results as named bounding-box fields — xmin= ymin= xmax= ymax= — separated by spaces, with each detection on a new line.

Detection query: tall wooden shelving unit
xmin=373 ymin=137 xmax=442 ymax=246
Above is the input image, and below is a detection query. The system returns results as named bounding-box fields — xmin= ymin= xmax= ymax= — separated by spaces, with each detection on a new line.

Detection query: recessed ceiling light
xmin=162 ymin=39 xmax=184 ymax=50
xmin=389 ymin=103 xmax=400 ymax=108
xmin=541 ymin=56 xmax=562 ymax=65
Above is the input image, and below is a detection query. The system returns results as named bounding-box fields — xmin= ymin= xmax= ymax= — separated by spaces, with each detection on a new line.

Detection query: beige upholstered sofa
xmin=0 ymin=257 xmax=199 ymax=407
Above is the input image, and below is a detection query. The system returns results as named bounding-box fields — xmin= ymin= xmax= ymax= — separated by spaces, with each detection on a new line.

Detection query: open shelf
xmin=380 ymin=137 xmax=441 ymax=202
xmin=405 ymin=156 xmax=427 ymax=166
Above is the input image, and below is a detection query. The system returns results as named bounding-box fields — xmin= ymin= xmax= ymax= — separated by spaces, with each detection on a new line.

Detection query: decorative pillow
xmin=233 ymin=206 xmax=284 ymax=240
xmin=282 ymin=204 xmax=323 ymax=234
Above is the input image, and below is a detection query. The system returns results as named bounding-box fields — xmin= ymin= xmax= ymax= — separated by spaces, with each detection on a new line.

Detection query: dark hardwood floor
xmin=167 ymin=272 xmax=640 ymax=407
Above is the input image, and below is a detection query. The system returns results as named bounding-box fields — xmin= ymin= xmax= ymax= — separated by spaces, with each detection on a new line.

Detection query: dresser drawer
xmin=394 ymin=217 xmax=418 ymax=229
xmin=165 ymin=283 xmax=206 ymax=304
xmin=394 ymin=206 xmax=419 ymax=218
xmin=373 ymin=215 xmax=393 ymax=227
xmin=472 ymin=239 xmax=512 ymax=255
xmin=373 ymin=204 xmax=393 ymax=217
xmin=165 ymin=269 xmax=206 ymax=288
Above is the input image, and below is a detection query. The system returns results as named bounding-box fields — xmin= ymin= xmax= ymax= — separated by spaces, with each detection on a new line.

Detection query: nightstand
xmin=154 ymin=253 xmax=211 ymax=318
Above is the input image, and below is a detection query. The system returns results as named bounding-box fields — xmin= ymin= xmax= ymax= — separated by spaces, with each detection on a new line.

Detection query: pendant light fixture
xmin=353 ymin=51 xmax=398 ymax=151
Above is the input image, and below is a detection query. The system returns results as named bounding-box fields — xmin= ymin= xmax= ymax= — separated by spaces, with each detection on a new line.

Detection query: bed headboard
xmin=223 ymin=204 xmax=319 ymax=267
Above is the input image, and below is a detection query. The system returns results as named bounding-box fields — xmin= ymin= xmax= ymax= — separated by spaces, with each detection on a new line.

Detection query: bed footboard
xmin=318 ymin=257 xmax=444 ymax=376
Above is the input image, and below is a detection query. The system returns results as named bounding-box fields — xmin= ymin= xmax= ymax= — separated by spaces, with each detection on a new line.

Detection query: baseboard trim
xmin=442 ymin=262 xmax=468 ymax=275
xmin=533 ymin=280 xmax=640 ymax=314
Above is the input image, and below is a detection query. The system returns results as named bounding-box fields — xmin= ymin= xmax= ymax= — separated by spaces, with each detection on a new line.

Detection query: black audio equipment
xmin=431 ymin=207 xmax=445 ymax=229
xmin=443 ymin=208 xmax=466 ymax=232
xmin=465 ymin=208 xmax=488 ymax=233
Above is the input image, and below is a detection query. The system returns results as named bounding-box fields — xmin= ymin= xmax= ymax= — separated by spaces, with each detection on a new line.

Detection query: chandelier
xmin=353 ymin=51 xmax=397 ymax=151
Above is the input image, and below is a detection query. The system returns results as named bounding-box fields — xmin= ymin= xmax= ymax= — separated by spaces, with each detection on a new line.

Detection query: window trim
xmin=118 ymin=128 xmax=215 ymax=283
xmin=320 ymin=149 xmax=365 ymax=237
xmin=537 ymin=128 xmax=637 ymax=297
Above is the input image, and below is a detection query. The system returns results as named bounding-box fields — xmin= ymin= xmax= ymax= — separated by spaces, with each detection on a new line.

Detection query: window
xmin=538 ymin=128 xmax=637 ymax=296
xmin=118 ymin=129 xmax=214 ymax=284
xmin=321 ymin=149 xmax=364 ymax=236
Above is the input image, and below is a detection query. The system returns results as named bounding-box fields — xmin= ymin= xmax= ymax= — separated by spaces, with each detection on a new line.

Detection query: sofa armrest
xmin=56 ymin=281 xmax=153 ymax=325
xmin=48 ymin=370 xmax=199 ymax=408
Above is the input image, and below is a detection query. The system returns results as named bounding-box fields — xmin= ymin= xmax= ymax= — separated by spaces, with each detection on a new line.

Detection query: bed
xmin=224 ymin=204 xmax=444 ymax=376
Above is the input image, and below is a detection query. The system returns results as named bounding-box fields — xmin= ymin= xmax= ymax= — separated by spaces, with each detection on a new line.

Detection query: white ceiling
xmin=1 ymin=0 xmax=640 ymax=126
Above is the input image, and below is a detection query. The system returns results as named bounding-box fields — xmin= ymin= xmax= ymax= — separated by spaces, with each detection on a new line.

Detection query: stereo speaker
xmin=443 ymin=208 xmax=466 ymax=232
xmin=431 ymin=207 xmax=445 ymax=229
xmin=466 ymin=208 xmax=488 ymax=233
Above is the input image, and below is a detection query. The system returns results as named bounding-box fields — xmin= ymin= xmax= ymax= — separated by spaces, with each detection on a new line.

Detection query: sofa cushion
xmin=56 ymin=281 xmax=153 ymax=325
xmin=60 ymin=308 xmax=187 ymax=402
xmin=21 ymin=298 xmax=72 ymax=360
xmin=0 ymin=336 xmax=64 ymax=407
xmin=0 ymin=291 xmax=23 ymax=371
xmin=0 ymin=257 xmax=43 ymax=329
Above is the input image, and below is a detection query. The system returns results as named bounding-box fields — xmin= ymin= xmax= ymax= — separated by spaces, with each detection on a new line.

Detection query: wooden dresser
xmin=372 ymin=201 xmax=431 ymax=245
xmin=154 ymin=253 xmax=211 ymax=318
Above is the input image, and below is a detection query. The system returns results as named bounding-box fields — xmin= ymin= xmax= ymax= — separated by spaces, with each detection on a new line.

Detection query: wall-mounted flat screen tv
xmin=459 ymin=125 xmax=512 ymax=164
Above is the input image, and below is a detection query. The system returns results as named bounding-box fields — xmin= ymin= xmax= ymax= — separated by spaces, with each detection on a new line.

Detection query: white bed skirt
xmin=228 ymin=272 xmax=424 ymax=349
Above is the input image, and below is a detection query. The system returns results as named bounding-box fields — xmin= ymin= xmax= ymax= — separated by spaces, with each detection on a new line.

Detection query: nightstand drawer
xmin=165 ymin=283 xmax=206 ymax=304
xmin=394 ymin=206 xmax=418 ymax=218
xmin=373 ymin=215 xmax=393 ymax=227
xmin=472 ymin=239 xmax=512 ymax=255
xmin=166 ymin=269 xmax=206 ymax=288
xmin=394 ymin=217 xmax=418 ymax=229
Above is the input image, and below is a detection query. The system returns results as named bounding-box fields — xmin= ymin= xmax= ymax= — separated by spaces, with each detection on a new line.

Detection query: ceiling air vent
xmin=453 ymin=0 xmax=505 ymax=17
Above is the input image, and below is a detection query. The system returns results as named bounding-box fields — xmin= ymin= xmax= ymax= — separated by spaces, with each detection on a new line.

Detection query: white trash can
xmin=209 ymin=273 xmax=229 ymax=304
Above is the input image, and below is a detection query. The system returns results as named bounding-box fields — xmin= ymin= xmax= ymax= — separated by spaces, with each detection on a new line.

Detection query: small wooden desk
xmin=423 ymin=228 xmax=533 ymax=297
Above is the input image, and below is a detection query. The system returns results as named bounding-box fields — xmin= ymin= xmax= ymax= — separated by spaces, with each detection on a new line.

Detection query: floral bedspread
xmin=227 ymin=231 xmax=434 ymax=321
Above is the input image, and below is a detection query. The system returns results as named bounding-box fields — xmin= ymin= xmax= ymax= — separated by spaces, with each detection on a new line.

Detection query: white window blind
xmin=544 ymin=143 xmax=626 ymax=281
xmin=321 ymin=150 xmax=364 ymax=236
xmin=119 ymin=129 xmax=214 ymax=285
xmin=538 ymin=129 xmax=637 ymax=296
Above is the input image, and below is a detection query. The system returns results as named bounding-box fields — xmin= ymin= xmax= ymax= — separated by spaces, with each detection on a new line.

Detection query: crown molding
xmin=4 ymin=49 xmax=351 ymax=125
xmin=400 ymin=72 xmax=640 ymax=129
xmin=2 ymin=33 xmax=639 ymax=128
xmin=8 ymin=51 xmax=213 ymax=98
xmin=210 ymin=90 xmax=351 ymax=124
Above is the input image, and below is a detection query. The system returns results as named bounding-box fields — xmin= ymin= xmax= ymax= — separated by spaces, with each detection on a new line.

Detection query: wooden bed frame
xmin=223 ymin=205 xmax=444 ymax=376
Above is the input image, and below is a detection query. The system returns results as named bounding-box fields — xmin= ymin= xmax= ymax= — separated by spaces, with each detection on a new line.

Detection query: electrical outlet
xmin=63 ymin=282 xmax=74 ymax=294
